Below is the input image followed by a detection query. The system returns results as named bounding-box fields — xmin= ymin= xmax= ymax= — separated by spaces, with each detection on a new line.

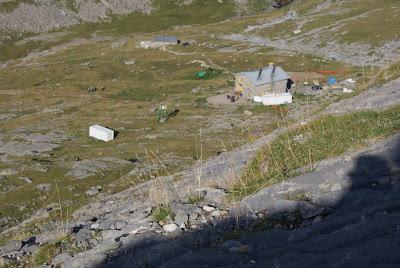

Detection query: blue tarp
xmin=328 ymin=76 xmax=337 ymax=85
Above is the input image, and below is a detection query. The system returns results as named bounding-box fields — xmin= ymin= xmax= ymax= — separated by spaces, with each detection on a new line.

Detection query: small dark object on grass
xmin=72 ymin=225 xmax=84 ymax=233
xmin=21 ymin=236 xmax=38 ymax=249
xmin=87 ymin=86 xmax=97 ymax=92
xmin=168 ymin=109 xmax=180 ymax=118
xmin=230 ymin=95 xmax=239 ymax=102
xmin=128 ymin=158 xmax=140 ymax=163
xmin=312 ymin=85 xmax=323 ymax=91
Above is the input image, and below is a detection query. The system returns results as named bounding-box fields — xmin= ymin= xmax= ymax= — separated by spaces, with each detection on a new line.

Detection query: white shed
xmin=89 ymin=125 xmax=114 ymax=142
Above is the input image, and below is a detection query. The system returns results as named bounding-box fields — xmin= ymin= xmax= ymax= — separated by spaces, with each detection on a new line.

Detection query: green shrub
xmin=151 ymin=205 xmax=174 ymax=222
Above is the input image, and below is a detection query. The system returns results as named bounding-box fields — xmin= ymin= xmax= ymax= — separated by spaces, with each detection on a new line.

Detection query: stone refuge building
xmin=235 ymin=64 xmax=290 ymax=99
xmin=139 ymin=35 xmax=180 ymax=49
xmin=153 ymin=35 xmax=180 ymax=44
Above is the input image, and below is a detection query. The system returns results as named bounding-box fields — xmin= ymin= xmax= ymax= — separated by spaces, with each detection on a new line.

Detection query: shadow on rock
xmin=89 ymin=135 xmax=400 ymax=267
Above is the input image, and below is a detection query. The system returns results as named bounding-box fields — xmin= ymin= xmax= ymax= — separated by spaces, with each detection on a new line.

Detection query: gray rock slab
xmin=67 ymin=157 xmax=131 ymax=179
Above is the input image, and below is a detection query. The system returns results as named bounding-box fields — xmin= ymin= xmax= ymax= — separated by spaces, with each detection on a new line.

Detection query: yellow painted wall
xmin=235 ymin=75 xmax=252 ymax=94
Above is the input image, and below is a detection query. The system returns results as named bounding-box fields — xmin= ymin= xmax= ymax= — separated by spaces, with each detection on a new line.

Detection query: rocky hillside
xmin=0 ymin=0 xmax=267 ymax=38
xmin=223 ymin=0 xmax=400 ymax=66
xmin=0 ymin=0 xmax=152 ymax=34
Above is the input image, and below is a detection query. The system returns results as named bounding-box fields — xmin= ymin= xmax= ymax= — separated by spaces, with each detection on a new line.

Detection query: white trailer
xmin=89 ymin=125 xmax=114 ymax=142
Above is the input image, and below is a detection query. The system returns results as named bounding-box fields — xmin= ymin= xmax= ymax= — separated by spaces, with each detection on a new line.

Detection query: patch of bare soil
xmin=207 ymin=94 xmax=251 ymax=106
xmin=287 ymin=72 xmax=325 ymax=84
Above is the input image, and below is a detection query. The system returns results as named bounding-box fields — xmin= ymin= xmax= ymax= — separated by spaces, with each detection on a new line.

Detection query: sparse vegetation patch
xmin=231 ymin=105 xmax=400 ymax=199
xmin=151 ymin=205 xmax=174 ymax=222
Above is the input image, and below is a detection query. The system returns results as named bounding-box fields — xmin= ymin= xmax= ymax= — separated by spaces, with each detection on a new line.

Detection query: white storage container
xmin=89 ymin=125 xmax=114 ymax=142
xmin=262 ymin=93 xmax=292 ymax=106
xmin=253 ymin=96 xmax=263 ymax=103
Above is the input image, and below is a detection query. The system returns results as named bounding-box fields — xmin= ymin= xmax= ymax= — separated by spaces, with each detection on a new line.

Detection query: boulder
xmin=52 ymin=253 xmax=72 ymax=267
xmin=0 ymin=168 xmax=17 ymax=176
xmin=163 ymin=224 xmax=178 ymax=233
xmin=170 ymin=203 xmax=200 ymax=226
xmin=243 ymin=110 xmax=253 ymax=116
xmin=202 ymin=205 xmax=216 ymax=212
xmin=19 ymin=177 xmax=32 ymax=184
xmin=75 ymin=225 xmax=92 ymax=247
xmin=21 ymin=244 xmax=39 ymax=255
xmin=98 ymin=219 xmax=128 ymax=230
xmin=124 ymin=60 xmax=135 ymax=65
xmin=203 ymin=188 xmax=227 ymax=204
xmin=85 ymin=185 xmax=103 ymax=196
xmin=191 ymin=87 xmax=201 ymax=93
xmin=0 ymin=240 xmax=22 ymax=254
xmin=35 ymin=183 xmax=52 ymax=192
xmin=219 ymin=240 xmax=242 ymax=253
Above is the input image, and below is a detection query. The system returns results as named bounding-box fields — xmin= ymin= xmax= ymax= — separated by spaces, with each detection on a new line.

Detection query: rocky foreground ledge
xmin=104 ymin=133 xmax=400 ymax=268
xmin=1 ymin=80 xmax=400 ymax=267
xmin=2 ymin=133 xmax=400 ymax=267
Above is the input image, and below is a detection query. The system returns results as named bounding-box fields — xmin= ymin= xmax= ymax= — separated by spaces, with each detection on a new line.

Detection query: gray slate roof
xmin=238 ymin=66 xmax=289 ymax=86
xmin=154 ymin=35 xmax=178 ymax=43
